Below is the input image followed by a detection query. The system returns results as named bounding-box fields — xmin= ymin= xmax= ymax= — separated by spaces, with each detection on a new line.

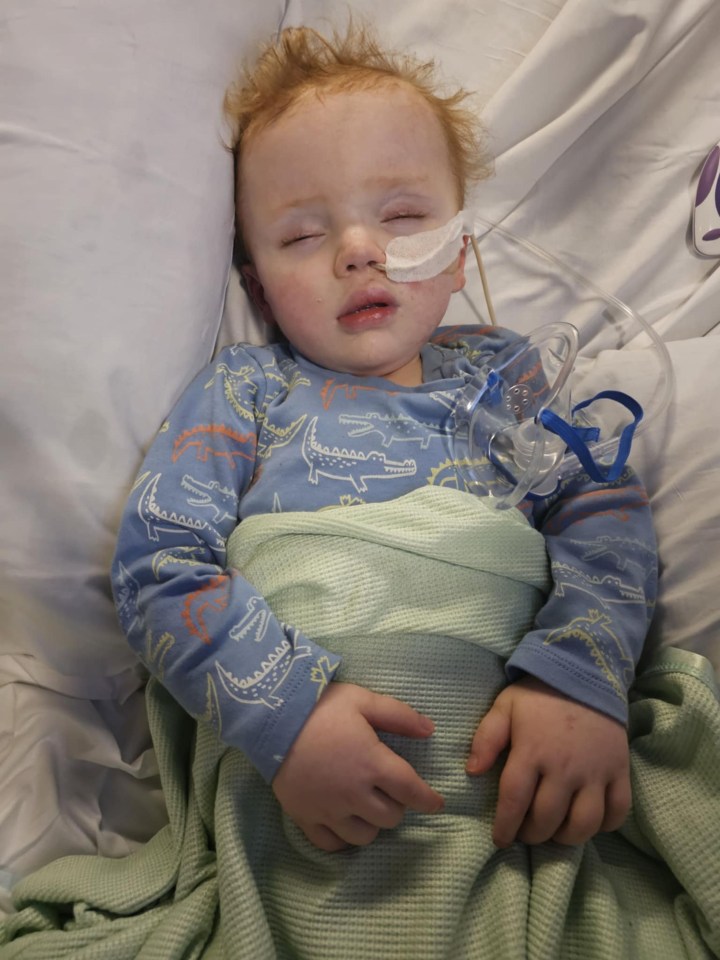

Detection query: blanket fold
xmin=2 ymin=487 xmax=719 ymax=959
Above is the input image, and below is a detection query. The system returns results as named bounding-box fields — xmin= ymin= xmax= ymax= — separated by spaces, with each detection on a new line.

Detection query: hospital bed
xmin=1 ymin=0 xmax=719 ymax=944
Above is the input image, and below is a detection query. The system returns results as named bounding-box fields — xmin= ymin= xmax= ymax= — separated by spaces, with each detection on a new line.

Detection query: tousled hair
xmin=224 ymin=21 xmax=492 ymax=260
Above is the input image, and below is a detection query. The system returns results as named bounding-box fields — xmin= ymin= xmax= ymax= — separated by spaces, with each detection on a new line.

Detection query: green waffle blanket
xmin=2 ymin=486 xmax=720 ymax=959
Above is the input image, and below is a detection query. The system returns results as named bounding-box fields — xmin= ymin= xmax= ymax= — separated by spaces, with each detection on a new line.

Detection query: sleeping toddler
xmin=112 ymin=22 xmax=656 ymax=855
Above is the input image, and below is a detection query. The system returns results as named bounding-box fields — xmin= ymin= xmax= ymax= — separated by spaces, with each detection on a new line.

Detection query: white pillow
xmin=0 ymin=0 xmax=281 ymax=684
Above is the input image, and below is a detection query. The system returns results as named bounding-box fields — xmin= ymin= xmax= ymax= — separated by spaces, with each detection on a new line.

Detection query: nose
xmin=334 ymin=225 xmax=385 ymax=277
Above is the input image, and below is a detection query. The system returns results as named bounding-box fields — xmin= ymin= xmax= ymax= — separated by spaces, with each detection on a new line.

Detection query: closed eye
xmin=280 ymin=233 xmax=322 ymax=247
xmin=383 ymin=213 xmax=426 ymax=223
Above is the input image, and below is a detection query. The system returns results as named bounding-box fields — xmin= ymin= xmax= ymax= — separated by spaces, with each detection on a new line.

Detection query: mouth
xmin=338 ymin=288 xmax=398 ymax=329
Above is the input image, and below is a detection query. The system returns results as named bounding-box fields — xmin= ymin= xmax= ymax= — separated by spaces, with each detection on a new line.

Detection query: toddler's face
xmin=239 ymin=83 xmax=466 ymax=386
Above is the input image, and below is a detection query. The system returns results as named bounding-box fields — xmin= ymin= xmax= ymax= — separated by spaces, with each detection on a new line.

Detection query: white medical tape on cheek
xmin=382 ymin=210 xmax=474 ymax=282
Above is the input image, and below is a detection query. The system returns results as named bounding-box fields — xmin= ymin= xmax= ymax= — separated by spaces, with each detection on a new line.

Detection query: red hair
xmin=224 ymin=21 xmax=492 ymax=257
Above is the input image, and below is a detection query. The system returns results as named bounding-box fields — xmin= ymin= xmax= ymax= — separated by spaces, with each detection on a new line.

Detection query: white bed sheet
xmin=2 ymin=0 xmax=719 ymax=913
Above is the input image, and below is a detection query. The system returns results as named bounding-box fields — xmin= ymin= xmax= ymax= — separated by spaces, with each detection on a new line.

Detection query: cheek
xmin=264 ymin=271 xmax=324 ymax=336
xmin=402 ymin=276 xmax=456 ymax=318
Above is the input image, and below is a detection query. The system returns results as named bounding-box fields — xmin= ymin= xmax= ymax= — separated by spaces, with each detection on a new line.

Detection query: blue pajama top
xmin=111 ymin=326 xmax=657 ymax=782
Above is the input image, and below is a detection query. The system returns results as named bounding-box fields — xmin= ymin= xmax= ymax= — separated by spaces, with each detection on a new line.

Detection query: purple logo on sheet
xmin=693 ymin=143 xmax=720 ymax=254
xmin=695 ymin=144 xmax=718 ymax=205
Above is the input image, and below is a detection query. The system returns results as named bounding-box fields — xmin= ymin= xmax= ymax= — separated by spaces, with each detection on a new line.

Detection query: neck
xmin=383 ymin=353 xmax=423 ymax=387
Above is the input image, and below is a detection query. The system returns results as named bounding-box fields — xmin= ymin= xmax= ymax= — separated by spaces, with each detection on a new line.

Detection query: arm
xmin=508 ymin=466 xmax=657 ymax=722
xmin=111 ymin=345 xmax=337 ymax=781
xmin=467 ymin=467 xmax=657 ymax=846
xmin=112 ymin=345 xmax=443 ymax=845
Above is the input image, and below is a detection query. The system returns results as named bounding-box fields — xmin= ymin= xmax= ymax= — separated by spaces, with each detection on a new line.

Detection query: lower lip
xmin=337 ymin=305 xmax=396 ymax=331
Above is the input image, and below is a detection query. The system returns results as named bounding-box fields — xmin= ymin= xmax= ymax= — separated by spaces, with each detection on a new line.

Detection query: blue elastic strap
xmin=539 ymin=390 xmax=644 ymax=484
xmin=484 ymin=369 xmax=504 ymax=406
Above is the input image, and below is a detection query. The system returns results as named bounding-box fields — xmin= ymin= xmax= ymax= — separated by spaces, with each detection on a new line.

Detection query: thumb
xmin=363 ymin=691 xmax=436 ymax=740
xmin=466 ymin=700 xmax=511 ymax=775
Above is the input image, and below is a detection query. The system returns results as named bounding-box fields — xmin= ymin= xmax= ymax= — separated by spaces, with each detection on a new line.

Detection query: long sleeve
xmin=111 ymin=346 xmax=340 ymax=782
xmin=506 ymin=466 xmax=657 ymax=725
xmin=428 ymin=324 xmax=658 ymax=726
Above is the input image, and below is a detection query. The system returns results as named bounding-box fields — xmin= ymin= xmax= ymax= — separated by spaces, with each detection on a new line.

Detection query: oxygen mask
xmin=374 ymin=211 xmax=673 ymax=509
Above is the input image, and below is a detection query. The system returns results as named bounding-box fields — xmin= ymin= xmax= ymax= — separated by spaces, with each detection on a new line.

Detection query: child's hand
xmin=466 ymin=676 xmax=631 ymax=848
xmin=272 ymin=681 xmax=445 ymax=852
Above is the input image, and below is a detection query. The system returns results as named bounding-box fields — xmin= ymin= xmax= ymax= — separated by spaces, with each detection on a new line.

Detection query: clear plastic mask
xmin=450 ymin=216 xmax=674 ymax=508
xmin=377 ymin=213 xmax=674 ymax=509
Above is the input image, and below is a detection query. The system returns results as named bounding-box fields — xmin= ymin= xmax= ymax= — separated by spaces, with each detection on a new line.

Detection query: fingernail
xmin=420 ymin=715 xmax=435 ymax=735
xmin=466 ymin=755 xmax=480 ymax=774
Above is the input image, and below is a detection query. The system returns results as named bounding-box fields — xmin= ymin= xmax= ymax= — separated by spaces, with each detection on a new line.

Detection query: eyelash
xmin=280 ymin=212 xmax=426 ymax=246
xmin=280 ymin=234 xmax=318 ymax=247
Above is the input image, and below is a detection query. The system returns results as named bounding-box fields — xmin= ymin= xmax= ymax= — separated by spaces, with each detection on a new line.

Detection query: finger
xmin=466 ymin=704 xmax=511 ymax=775
xmin=299 ymin=822 xmax=350 ymax=853
xmin=374 ymin=748 xmax=445 ymax=814
xmin=355 ymin=788 xmax=406 ymax=831
xmin=332 ymin=816 xmax=381 ymax=848
xmin=601 ymin=775 xmax=632 ymax=833
xmin=492 ymin=758 xmax=539 ymax=848
xmin=552 ymin=788 xmax=605 ymax=846
xmin=363 ymin=692 xmax=436 ymax=740
xmin=516 ymin=778 xmax=573 ymax=846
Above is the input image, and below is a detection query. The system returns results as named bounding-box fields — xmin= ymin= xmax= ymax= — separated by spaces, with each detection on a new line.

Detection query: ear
xmin=451 ymin=237 xmax=469 ymax=293
xmin=241 ymin=264 xmax=276 ymax=326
